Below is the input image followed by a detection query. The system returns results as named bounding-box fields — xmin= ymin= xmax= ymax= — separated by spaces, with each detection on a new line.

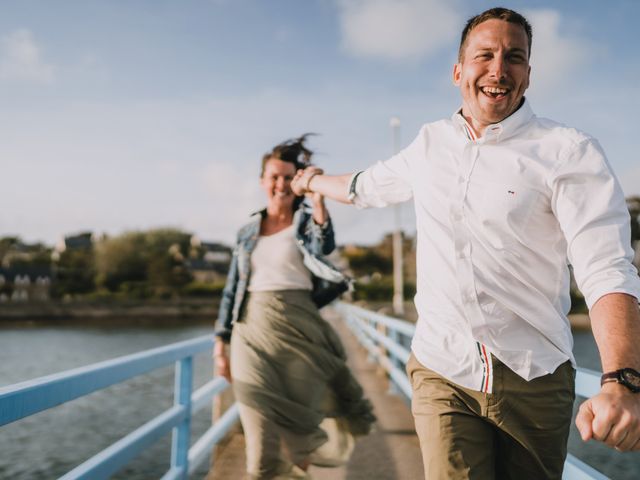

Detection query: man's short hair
xmin=458 ymin=7 xmax=532 ymax=61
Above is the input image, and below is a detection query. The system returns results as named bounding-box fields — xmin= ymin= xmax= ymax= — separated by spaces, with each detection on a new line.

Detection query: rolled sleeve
xmin=551 ymin=137 xmax=640 ymax=308
xmin=350 ymin=129 xmax=424 ymax=209
xmin=215 ymin=243 xmax=240 ymax=341
xmin=307 ymin=213 xmax=336 ymax=255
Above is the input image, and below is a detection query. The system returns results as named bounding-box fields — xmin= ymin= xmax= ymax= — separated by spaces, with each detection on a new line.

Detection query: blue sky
xmin=2 ymin=0 xmax=639 ymax=246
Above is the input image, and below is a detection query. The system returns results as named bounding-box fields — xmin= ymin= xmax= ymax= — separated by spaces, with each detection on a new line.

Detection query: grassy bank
xmin=0 ymin=297 xmax=219 ymax=327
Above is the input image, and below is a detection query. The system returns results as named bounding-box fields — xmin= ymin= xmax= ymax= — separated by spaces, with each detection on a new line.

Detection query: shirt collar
xmin=451 ymin=98 xmax=534 ymax=143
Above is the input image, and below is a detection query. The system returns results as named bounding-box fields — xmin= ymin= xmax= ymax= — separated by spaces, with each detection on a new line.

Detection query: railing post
xmin=388 ymin=329 xmax=400 ymax=395
xmin=377 ymin=321 xmax=388 ymax=377
xmin=366 ymin=315 xmax=377 ymax=363
xmin=171 ymin=357 xmax=193 ymax=478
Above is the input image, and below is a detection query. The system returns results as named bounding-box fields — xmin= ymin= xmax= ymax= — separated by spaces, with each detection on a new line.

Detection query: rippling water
xmin=0 ymin=323 xmax=216 ymax=480
xmin=1 ymin=323 xmax=639 ymax=479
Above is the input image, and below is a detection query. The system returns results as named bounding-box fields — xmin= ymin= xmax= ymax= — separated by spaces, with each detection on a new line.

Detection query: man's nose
xmin=276 ymin=177 xmax=287 ymax=189
xmin=489 ymin=56 xmax=507 ymax=81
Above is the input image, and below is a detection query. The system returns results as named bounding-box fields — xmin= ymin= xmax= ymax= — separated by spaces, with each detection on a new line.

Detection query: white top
xmin=351 ymin=99 xmax=640 ymax=393
xmin=248 ymin=225 xmax=313 ymax=292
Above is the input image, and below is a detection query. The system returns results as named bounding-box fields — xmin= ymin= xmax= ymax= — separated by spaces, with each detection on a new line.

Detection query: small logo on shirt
xmin=508 ymin=190 xmax=516 ymax=196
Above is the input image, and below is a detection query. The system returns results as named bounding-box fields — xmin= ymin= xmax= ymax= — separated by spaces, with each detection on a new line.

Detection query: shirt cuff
xmin=214 ymin=328 xmax=232 ymax=343
xmin=347 ymin=171 xmax=363 ymax=203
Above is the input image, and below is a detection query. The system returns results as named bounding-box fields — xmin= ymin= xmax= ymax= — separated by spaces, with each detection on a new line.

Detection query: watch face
xmin=621 ymin=369 xmax=640 ymax=392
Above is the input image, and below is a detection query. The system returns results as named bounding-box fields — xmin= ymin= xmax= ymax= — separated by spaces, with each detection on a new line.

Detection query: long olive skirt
xmin=230 ymin=290 xmax=375 ymax=459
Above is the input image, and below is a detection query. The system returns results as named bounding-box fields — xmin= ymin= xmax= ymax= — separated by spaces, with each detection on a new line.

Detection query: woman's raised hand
xmin=292 ymin=166 xmax=323 ymax=196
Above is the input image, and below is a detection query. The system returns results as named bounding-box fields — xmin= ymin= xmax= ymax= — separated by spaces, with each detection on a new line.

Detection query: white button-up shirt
xmin=351 ymin=99 xmax=640 ymax=393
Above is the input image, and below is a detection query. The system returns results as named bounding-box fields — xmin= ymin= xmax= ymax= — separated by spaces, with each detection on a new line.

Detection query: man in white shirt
xmin=291 ymin=7 xmax=640 ymax=480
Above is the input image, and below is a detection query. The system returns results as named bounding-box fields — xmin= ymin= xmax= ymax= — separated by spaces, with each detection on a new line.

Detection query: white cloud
xmin=337 ymin=0 xmax=462 ymax=61
xmin=201 ymin=161 xmax=263 ymax=236
xmin=0 ymin=84 xmax=439 ymax=247
xmin=0 ymin=29 xmax=55 ymax=83
xmin=525 ymin=9 xmax=591 ymax=95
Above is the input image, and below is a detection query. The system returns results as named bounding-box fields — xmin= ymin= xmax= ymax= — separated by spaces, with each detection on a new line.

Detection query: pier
xmin=206 ymin=306 xmax=423 ymax=480
xmin=0 ymin=303 xmax=617 ymax=479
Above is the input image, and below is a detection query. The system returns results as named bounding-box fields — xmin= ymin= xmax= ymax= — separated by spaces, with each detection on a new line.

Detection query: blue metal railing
xmin=335 ymin=301 xmax=610 ymax=480
xmin=0 ymin=305 xmax=615 ymax=479
xmin=0 ymin=335 xmax=239 ymax=480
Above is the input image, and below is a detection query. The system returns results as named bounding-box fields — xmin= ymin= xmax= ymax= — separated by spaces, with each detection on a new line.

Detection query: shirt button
xmin=452 ymin=213 xmax=463 ymax=222
xmin=458 ymin=176 xmax=465 ymax=184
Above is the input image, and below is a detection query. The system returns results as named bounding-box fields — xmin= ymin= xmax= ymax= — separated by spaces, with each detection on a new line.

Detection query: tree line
xmin=1 ymin=229 xmax=225 ymax=301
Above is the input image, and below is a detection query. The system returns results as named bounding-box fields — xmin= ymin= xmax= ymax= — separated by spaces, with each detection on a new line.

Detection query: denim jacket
xmin=215 ymin=203 xmax=351 ymax=342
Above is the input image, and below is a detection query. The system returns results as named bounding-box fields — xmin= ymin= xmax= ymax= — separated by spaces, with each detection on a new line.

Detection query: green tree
xmin=53 ymin=248 xmax=96 ymax=296
xmin=0 ymin=237 xmax=20 ymax=262
xmin=628 ymin=196 xmax=640 ymax=245
xmin=343 ymin=248 xmax=392 ymax=276
xmin=94 ymin=229 xmax=193 ymax=298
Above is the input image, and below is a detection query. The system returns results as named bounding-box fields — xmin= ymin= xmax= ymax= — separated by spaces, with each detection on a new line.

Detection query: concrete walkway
xmin=206 ymin=306 xmax=423 ymax=480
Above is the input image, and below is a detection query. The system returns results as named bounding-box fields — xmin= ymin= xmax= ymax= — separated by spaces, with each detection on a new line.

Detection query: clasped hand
xmin=291 ymin=166 xmax=323 ymax=196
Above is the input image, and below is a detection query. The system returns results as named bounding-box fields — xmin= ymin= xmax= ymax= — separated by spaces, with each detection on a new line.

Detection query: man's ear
xmin=453 ymin=63 xmax=462 ymax=86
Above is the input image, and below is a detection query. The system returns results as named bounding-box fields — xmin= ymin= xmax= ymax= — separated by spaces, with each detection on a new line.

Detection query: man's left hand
xmin=576 ymin=383 xmax=640 ymax=451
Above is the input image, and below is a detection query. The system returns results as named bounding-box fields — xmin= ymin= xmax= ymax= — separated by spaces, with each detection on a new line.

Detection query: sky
xmin=1 ymin=0 xmax=639 ymax=247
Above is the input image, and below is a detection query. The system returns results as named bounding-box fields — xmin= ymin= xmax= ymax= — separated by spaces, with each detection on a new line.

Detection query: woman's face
xmin=261 ymin=158 xmax=297 ymax=210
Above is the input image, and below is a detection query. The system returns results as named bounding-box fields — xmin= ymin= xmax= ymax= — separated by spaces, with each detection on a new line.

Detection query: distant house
xmin=0 ymin=265 xmax=52 ymax=302
xmin=54 ymin=232 xmax=94 ymax=254
xmin=187 ymin=236 xmax=232 ymax=284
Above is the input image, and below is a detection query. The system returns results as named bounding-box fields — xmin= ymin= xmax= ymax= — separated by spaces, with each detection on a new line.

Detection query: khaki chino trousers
xmin=407 ymin=353 xmax=575 ymax=480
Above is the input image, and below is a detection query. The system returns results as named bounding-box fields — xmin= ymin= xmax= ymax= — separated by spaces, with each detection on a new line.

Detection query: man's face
xmin=453 ymin=19 xmax=531 ymax=133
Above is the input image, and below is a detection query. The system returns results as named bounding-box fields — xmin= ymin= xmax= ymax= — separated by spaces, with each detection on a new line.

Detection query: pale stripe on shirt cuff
xmin=347 ymin=171 xmax=363 ymax=203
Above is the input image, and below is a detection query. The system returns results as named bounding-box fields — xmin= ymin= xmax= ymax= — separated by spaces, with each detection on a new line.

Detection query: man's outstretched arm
xmin=575 ymin=292 xmax=640 ymax=451
xmin=292 ymin=167 xmax=354 ymax=204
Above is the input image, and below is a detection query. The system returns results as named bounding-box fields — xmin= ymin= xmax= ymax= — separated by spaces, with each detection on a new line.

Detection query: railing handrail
xmin=335 ymin=301 xmax=610 ymax=480
xmin=343 ymin=303 xmax=416 ymax=336
xmin=0 ymin=335 xmax=214 ymax=426
xmin=0 ymin=334 xmax=239 ymax=479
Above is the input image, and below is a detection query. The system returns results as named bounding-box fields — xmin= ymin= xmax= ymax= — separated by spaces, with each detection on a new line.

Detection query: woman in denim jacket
xmin=214 ymin=135 xmax=374 ymax=480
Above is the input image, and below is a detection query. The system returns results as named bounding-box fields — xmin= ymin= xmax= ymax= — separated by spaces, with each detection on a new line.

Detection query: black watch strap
xmin=601 ymin=368 xmax=640 ymax=393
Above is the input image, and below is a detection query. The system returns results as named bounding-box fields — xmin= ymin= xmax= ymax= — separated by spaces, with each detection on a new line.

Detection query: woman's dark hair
xmin=260 ymin=133 xmax=315 ymax=177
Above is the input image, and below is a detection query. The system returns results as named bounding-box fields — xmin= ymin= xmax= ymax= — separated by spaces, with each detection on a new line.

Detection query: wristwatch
xmin=600 ymin=368 xmax=640 ymax=393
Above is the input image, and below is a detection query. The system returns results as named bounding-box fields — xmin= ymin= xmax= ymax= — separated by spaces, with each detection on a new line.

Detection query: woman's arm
xmin=214 ymin=247 xmax=238 ymax=342
xmin=303 ymin=194 xmax=335 ymax=255
xmin=213 ymin=240 xmax=240 ymax=383
xmin=310 ymin=192 xmax=328 ymax=226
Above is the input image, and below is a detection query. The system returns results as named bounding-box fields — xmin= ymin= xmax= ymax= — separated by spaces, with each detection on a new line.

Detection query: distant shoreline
xmin=0 ymin=298 xmax=218 ymax=327
xmin=0 ymin=299 xmax=592 ymax=331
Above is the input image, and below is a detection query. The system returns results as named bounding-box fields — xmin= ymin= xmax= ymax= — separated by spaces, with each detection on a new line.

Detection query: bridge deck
xmin=206 ymin=306 xmax=423 ymax=479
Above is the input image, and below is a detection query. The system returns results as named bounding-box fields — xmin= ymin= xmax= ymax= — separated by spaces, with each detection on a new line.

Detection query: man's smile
xmin=480 ymin=85 xmax=510 ymax=99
